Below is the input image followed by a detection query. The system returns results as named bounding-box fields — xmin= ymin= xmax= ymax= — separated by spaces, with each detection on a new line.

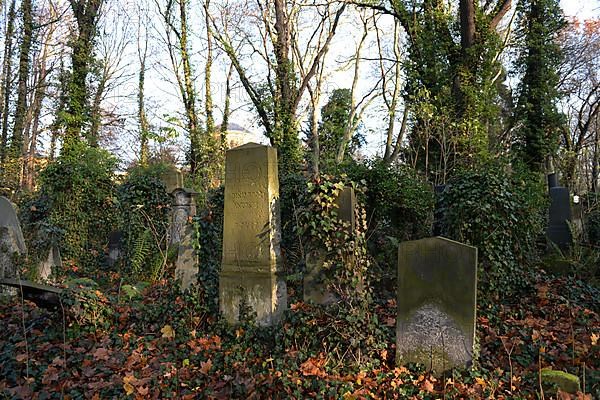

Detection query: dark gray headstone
xmin=547 ymin=187 xmax=572 ymax=249
xmin=396 ymin=237 xmax=477 ymax=373
xmin=107 ymin=231 xmax=123 ymax=267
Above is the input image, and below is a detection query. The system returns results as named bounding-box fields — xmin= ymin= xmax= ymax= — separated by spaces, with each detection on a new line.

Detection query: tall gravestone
xmin=547 ymin=187 xmax=573 ymax=249
xmin=304 ymin=186 xmax=356 ymax=304
xmin=219 ymin=143 xmax=286 ymax=326
xmin=0 ymin=197 xmax=26 ymax=280
xmin=397 ymin=237 xmax=477 ymax=373
xmin=171 ymin=188 xmax=199 ymax=290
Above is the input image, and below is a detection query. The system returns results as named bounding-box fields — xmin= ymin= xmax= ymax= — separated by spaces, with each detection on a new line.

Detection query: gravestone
xmin=396 ymin=236 xmax=477 ymax=373
xmin=304 ymin=186 xmax=356 ymax=304
xmin=107 ymin=231 xmax=123 ymax=267
xmin=0 ymin=197 xmax=26 ymax=254
xmin=169 ymin=188 xmax=198 ymax=246
xmin=175 ymin=225 xmax=198 ymax=291
xmin=219 ymin=143 xmax=286 ymax=326
xmin=38 ymin=245 xmax=62 ymax=281
xmin=169 ymin=188 xmax=199 ymax=290
xmin=161 ymin=165 xmax=184 ymax=194
xmin=547 ymin=187 xmax=572 ymax=249
xmin=0 ymin=197 xmax=26 ymax=280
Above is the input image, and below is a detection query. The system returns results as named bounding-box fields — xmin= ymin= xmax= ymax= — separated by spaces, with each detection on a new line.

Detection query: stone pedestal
xmin=219 ymin=143 xmax=286 ymax=326
xmin=396 ymin=237 xmax=477 ymax=373
xmin=304 ymin=186 xmax=356 ymax=305
xmin=170 ymin=188 xmax=198 ymax=290
xmin=170 ymin=188 xmax=198 ymax=246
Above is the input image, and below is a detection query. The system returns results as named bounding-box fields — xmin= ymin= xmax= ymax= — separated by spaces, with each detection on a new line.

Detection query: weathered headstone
xmin=161 ymin=165 xmax=184 ymax=194
xmin=396 ymin=236 xmax=477 ymax=373
xmin=169 ymin=188 xmax=197 ymax=246
xmin=175 ymin=225 xmax=198 ymax=291
xmin=38 ymin=245 xmax=62 ymax=281
xmin=304 ymin=186 xmax=356 ymax=305
xmin=107 ymin=231 xmax=123 ymax=267
xmin=219 ymin=143 xmax=286 ymax=326
xmin=0 ymin=197 xmax=26 ymax=254
xmin=0 ymin=197 xmax=26 ymax=280
xmin=547 ymin=187 xmax=572 ymax=249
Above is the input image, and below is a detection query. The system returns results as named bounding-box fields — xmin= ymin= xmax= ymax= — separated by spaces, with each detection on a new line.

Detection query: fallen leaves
xmin=161 ymin=324 xmax=175 ymax=339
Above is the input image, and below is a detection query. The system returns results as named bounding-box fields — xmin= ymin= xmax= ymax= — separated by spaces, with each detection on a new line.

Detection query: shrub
xmin=346 ymin=159 xmax=434 ymax=299
xmin=439 ymin=161 xmax=547 ymax=295
xmin=117 ymin=164 xmax=172 ymax=282
xmin=195 ymin=186 xmax=224 ymax=315
xmin=296 ymin=175 xmax=371 ymax=304
xmin=35 ymin=142 xmax=118 ymax=274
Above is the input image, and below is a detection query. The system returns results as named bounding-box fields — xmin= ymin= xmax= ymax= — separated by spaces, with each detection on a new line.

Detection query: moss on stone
xmin=541 ymin=369 xmax=580 ymax=394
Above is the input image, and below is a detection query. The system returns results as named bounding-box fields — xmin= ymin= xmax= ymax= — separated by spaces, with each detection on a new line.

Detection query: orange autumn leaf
xmin=200 ymin=359 xmax=212 ymax=374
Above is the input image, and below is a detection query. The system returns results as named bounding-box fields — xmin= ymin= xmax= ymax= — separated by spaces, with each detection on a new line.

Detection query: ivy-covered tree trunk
xmin=272 ymin=0 xmax=301 ymax=175
xmin=10 ymin=0 xmax=34 ymax=164
xmin=63 ymin=0 xmax=103 ymax=153
xmin=0 ymin=0 xmax=16 ymax=163
xmin=514 ymin=0 xmax=566 ymax=172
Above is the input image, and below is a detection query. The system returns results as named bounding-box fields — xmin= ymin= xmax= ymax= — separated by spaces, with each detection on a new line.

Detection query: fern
xmin=130 ymin=229 xmax=152 ymax=279
xmin=149 ymin=244 xmax=178 ymax=283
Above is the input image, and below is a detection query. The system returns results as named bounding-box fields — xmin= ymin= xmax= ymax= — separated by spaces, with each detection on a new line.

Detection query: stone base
xmin=219 ymin=270 xmax=286 ymax=326
xmin=303 ymin=251 xmax=337 ymax=305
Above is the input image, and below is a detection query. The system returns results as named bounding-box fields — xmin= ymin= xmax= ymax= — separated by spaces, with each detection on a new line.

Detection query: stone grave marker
xmin=161 ymin=165 xmax=184 ymax=194
xmin=170 ymin=188 xmax=199 ymax=290
xmin=175 ymin=225 xmax=198 ymax=291
xmin=39 ymin=245 xmax=62 ymax=281
xmin=219 ymin=143 xmax=286 ymax=326
xmin=396 ymin=236 xmax=477 ymax=373
xmin=107 ymin=231 xmax=123 ymax=267
xmin=304 ymin=186 xmax=356 ymax=305
xmin=0 ymin=197 xmax=26 ymax=280
xmin=546 ymin=187 xmax=573 ymax=249
xmin=170 ymin=188 xmax=197 ymax=246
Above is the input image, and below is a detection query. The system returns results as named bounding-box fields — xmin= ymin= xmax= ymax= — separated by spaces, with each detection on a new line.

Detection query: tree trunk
xmin=0 ymin=0 xmax=16 ymax=162
xmin=64 ymin=0 xmax=103 ymax=152
xmin=11 ymin=0 xmax=33 ymax=162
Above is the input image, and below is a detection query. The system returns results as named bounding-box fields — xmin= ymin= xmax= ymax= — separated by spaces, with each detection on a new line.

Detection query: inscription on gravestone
xmin=396 ymin=237 xmax=477 ymax=373
xmin=219 ymin=143 xmax=286 ymax=326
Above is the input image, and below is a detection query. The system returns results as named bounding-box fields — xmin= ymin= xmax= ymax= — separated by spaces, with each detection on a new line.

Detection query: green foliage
xmin=297 ymin=175 xmax=370 ymax=304
xmin=60 ymin=278 xmax=114 ymax=331
xmin=439 ymin=162 xmax=547 ymax=295
xmin=586 ymin=195 xmax=600 ymax=245
xmin=36 ymin=142 xmax=118 ymax=272
xmin=116 ymin=164 xmax=171 ymax=282
xmin=513 ymin=0 xmax=567 ymax=170
xmin=346 ymin=159 xmax=434 ymax=298
xmin=399 ymin=0 xmax=505 ymax=178
xmin=195 ymin=186 xmax=224 ymax=315
xmin=316 ymin=88 xmax=364 ymax=170
xmin=279 ymin=173 xmax=308 ymax=299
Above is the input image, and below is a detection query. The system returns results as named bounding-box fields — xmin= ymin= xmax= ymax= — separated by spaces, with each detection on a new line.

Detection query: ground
xmin=0 ymin=271 xmax=598 ymax=399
